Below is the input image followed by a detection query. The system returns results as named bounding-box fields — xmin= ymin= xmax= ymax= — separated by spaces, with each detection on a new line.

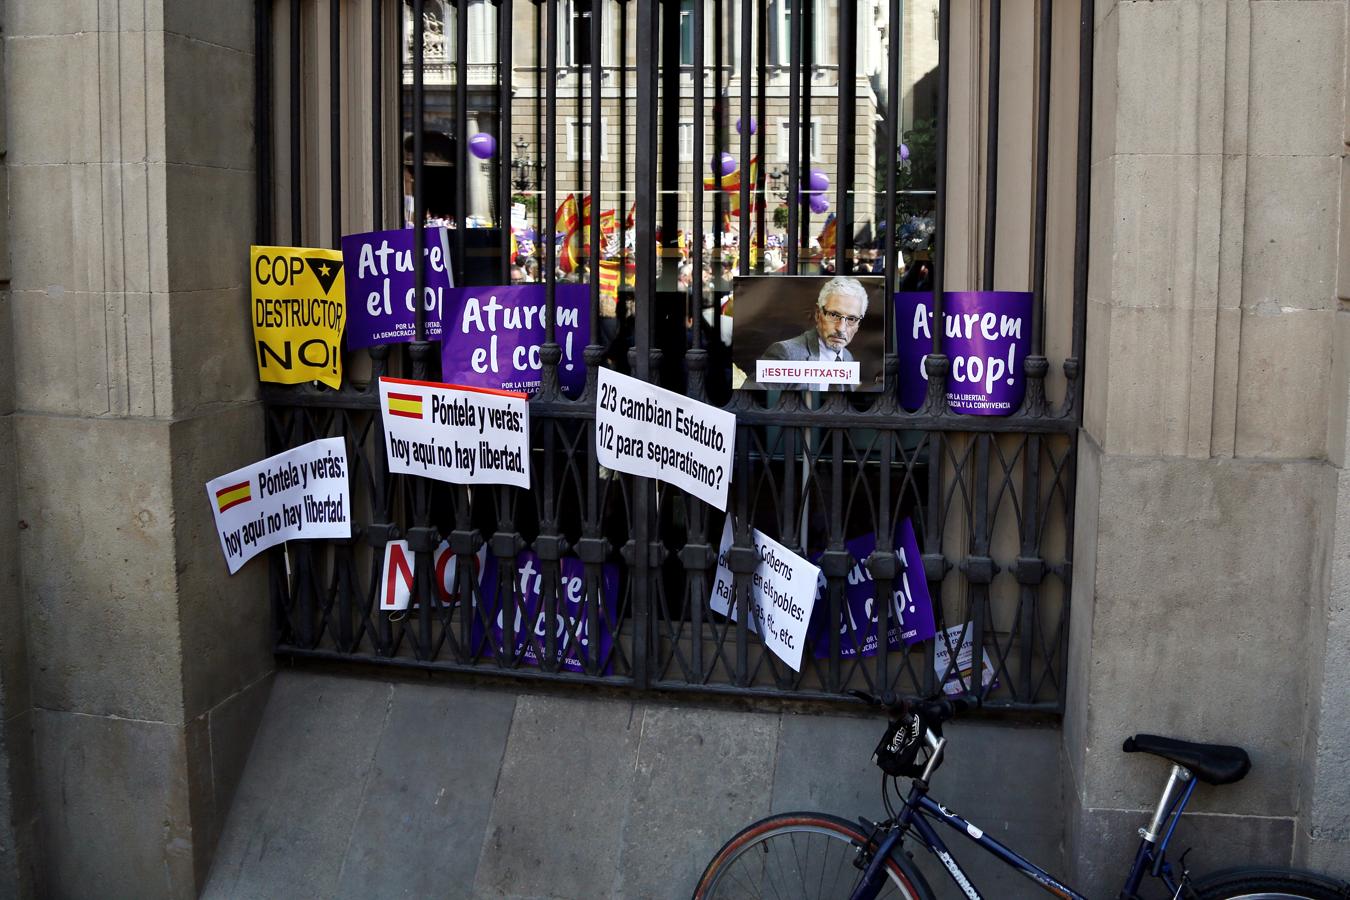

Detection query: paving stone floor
xmin=204 ymin=671 xmax=1064 ymax=899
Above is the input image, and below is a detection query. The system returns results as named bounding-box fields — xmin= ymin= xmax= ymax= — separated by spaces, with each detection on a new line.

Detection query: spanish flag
xmin=215 ymin=480 xmax=252 ymax=514
xmin=703 ymin=156 xmax=759 ymax=194
xmin=386 ymin=391 xmax=424 ymax=420
xmin=599 ymin=259 xmax=622 ymax=304
xmin=555 ymin=194 xmax=582 ymax=274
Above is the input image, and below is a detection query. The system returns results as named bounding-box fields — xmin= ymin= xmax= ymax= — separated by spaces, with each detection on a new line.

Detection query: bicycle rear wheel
xmin=1191 ymin=866 xmax=1350 ymax=899
xmin=693 ymin=812 xmax=933 ymax=900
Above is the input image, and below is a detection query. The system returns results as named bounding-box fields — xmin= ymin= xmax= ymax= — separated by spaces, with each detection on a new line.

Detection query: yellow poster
xmin=250 ymin=245 xmax=346 ymax=389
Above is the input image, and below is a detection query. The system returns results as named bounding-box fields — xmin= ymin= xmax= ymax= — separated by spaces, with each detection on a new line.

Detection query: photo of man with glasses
xmin=755 ymin=276 xmax=880 ymax=391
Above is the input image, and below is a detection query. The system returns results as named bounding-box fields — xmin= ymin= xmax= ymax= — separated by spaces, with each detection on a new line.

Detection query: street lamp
xmin=510 ymin=138 xmax=536 ymax=193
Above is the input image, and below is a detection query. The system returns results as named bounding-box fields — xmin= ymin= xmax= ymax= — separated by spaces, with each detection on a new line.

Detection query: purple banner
xmin=894 ymin=291 xmax=1033 ymax=415
xmin=808 ymin=520 xmax=936 ymax=659
xmin=341 ymin=226 xmax=454 ymax=348
xmin=473 ymin=552 xmax=619 ymax=674
xmin=440 ymin=284 xmax=590 ymax=397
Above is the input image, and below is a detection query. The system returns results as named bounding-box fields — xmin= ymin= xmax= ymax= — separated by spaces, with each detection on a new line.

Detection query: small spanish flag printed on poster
xmin=386 ymin=392 xmax=423 ymax=419
xmin=214 ymin=480 xmax=252 ymax=513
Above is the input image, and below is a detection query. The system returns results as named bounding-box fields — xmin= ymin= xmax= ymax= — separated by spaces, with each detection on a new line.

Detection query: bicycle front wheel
xmin=1192 ymin=866 xmax=1350 ymax=899
xmin=693 ymin=812 xmax=934 ymax=900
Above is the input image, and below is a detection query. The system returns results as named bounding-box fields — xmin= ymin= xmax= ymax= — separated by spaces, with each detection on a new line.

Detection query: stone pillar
xmin=1066 ymin=0 xmax=1346 ymax=888
xmin=6 ymin=1 xmax=272 ymax=895
xmin=0 ymin=8 xmax=38 ymax=895
xmin=1296 ymin=146 xmax=1350 ymax=870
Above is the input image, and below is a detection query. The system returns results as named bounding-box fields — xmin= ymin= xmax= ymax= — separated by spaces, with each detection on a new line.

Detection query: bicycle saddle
xmin=1122 ymin=734 xmax=1251 ymax=785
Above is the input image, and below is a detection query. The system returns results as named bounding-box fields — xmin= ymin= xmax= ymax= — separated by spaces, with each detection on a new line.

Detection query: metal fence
xmin=254 ymin=0 xmax=1092 ymax=712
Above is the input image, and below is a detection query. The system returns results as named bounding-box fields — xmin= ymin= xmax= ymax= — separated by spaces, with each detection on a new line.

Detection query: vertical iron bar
xmin=1070 ymin=0 xmax=1095 ymax=403
xmin=590 ymin=0 xmax=604 ymax=340
xmin=660 ymin=0 xmax=681 ymax=291
xmin=330 ymin=0 xmax=342 ymax=248
xmin=256 ymin=0 xmax=274 ymax=245
xmin=882 ymin=0 xmax=897 ymax=302
xmin=738 ymin=0 xmax=751 ymax=272
xmin=372 ymin=0 xmax=383 ymax=230
xmin=982 ymin=0 xmax=1001 ymax=290
xmin=546 ymin=0 xmax=559 ymax=325
xmin=784 ymin=0 xmax=800 ymax=273
xmin=798 ymin=0 xmax=812 ymax=259
xmin=833 ymin=0 xmax=853 ymax=272
xmin=577 ymin=0 xmax=586 ymax=265
xmin=754 ymin=0 xmax=766 ymax=273
xmin=501 ymin=0 xmax=515 ymax=281
xmin=410 ymin=0 xmax=434 ymax=660
xmin=969 ymin=434 xmax=991 ymax=695
xmin=1019 ymin=435 xmax=1043 ymax=700
xmin=290 ymin=0 xmax=302 ymax=244
xmin=633 ymin=0 xmax=658 ymax=689
xmin=619 ymin=0 xmax=630 ymax=288
xmin=694 ymin=0 xmax=706 ymax=350
xmin=931 ymin=0 xmax=949 ymax=352
xmin=536 ymin=0 xmax=545 ymax=247
xmin=456 ymin=0 xmax=469 ymax=282
xmin=413 ymin=0 xmax=427 ymax=340
xmin=713 ymin=0 xmax=725 ymax=276
xmin=1031 ymin=0 xmax=1052 ymax=355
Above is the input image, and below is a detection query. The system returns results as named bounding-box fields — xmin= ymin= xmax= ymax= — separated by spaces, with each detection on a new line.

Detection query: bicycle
xmin=693 ymin=693 xmax=1349 ymax=899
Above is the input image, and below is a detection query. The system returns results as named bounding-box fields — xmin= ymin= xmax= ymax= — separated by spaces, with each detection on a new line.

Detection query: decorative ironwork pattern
xmin=254 ymin=0 xmax=1093 ymax=713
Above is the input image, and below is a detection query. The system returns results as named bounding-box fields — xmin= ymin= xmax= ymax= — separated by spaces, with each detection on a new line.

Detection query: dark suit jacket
xmin=756 ymin=329 xmax=855 ymax=391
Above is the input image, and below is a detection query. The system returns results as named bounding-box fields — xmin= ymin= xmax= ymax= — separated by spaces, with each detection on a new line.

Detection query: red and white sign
xmin=379 ymin=538 xmax=485 ymax=612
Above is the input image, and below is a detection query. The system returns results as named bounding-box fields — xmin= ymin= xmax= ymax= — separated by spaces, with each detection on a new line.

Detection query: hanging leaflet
xmin=378 ymin=376 xmax=530 ymax=488
xmin=708 ymin=519 xmax=820 ymax=672
xmin=932 ymin=622 xmax=998 ymax=697
xmin=441 ymin=284 xmax=590 ymax=397
xmin=250 ymin=245 xmax=346 ymax=389
xmin=205 ymin=437 xmax=352 ymax=574
xmin=595 ymin=367 xmax=736 ymax=511
xmin=342 ymin=226 xmax=454 ymax=348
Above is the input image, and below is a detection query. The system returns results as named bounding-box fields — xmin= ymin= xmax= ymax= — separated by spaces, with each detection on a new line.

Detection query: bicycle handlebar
xmin=847 ymin=690 xmax=981 ymax=725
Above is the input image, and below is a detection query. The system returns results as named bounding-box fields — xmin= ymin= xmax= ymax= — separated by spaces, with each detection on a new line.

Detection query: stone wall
xmin=1067 ymin=0 xmax=1350 ymax=887
xmin=0 ymin=3 xmax=37 ymax=894
xmin=4 ymin=1 xmax=273 ymax=895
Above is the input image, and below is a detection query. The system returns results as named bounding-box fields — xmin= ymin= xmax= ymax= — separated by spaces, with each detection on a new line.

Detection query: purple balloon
xmin=808 ymin=193 xmax=830 ymax=214
xmin=807 ymin=168 xmax=830 ymax=194
xmin=712 ymin=152 xmax=737 ymax=177
xmin=469 ymin=133 xmax=497 ymax=160
xmin=736 ymin=116 xmax=758 ymax=135
xmin=899 ymin=143 xmax=911 ymax=161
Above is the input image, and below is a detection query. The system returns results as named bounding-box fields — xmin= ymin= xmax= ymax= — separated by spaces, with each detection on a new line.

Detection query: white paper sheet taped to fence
xmin=205 ymin=436 xmax=352 ymax=574
xmin=709 ymin=519 xmax=820 ymax=671
xmin=595 ymin=367 xmax=736 ymax=510
xmin=378 ymin=376 xmax=530 ymax=488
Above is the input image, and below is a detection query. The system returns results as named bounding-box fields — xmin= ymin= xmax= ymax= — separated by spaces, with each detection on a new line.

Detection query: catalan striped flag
xmin=598 ymin=259 xmax=622 ymax=304
xmin=386 ymin=391 xmax=424 ymax=420
xmin=215 ymin=480 xmax=252 ymax=514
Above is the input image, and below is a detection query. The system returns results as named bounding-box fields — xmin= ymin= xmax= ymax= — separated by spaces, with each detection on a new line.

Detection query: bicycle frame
xmin=851 ymin=764 xmax=1201 ymax=900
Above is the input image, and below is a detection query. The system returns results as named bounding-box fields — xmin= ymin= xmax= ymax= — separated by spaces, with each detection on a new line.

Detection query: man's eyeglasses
xmin=820 ymin=308 xmax=864 ymax=326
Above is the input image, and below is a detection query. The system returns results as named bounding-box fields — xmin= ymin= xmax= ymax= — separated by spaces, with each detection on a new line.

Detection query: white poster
xmin=932 ymin=622 xmax=997 ymax=697
xmin=595 ymin=367 xmax=736 ymax=511
xmin=379 ymin=539 xmax=484 ymax=613
xmin=708 ymin=519 xmax=820 ymax=671
xmin=205 ymin=437 xmax=352 ymax=574
xmin=378 ymin=376 xmax=530 ymax=488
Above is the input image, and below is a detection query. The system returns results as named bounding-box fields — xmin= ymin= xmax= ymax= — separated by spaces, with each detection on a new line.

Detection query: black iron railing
xmin=254 ymin=0 xmax=1092 ymax=712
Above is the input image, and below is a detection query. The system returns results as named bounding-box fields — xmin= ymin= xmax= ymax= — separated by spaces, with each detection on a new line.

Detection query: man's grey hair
xmin=816 ymin=276 xmax=869 ymax=315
